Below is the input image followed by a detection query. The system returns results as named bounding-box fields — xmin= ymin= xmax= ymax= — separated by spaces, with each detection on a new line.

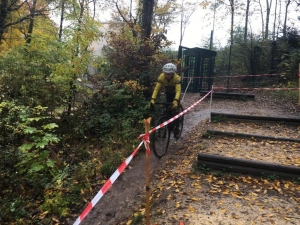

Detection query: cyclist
xmin=149 ymin=63 xmax=181 ymax=136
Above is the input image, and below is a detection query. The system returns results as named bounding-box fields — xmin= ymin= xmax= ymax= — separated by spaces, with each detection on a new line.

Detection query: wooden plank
xmin=197 ymin=160 xmax=300 ymax=179
xmin=197 ymin=153 xmax=300 ymax=178
xmin=207 ymin=129 xmax=300 ymax=142
xmin=211 ymin=112 xmax=300 ymax=124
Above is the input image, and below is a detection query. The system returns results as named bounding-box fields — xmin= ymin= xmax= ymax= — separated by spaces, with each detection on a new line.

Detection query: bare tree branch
xmin=115 ymin=2 xmax=130 ymax=25
xmin=4 ymin=12 xmax=47 ymax=29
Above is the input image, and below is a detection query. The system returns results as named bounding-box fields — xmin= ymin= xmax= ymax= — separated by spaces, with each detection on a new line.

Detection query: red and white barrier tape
xmin=73 ymin=91 xmax=213 ymax=225
xmin=213 ymin=87 xmax=300 ymax=91
xmin=181 ymin=73 xmax=285 ymax=79
xmin=73 ymin=142 xmax=144 ymax=225
xmin=141 ymin=132 xmax=151 ymax=154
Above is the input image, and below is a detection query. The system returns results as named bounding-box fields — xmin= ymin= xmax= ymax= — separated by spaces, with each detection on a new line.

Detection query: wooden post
xmin=143 ymin=117 xmax=151 ymax=225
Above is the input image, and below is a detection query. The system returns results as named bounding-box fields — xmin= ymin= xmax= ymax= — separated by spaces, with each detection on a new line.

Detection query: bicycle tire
xmin=174 ymin=104 xmax=184 ymax=139
xmin=151 ymin=116 xmax=170 ymax=158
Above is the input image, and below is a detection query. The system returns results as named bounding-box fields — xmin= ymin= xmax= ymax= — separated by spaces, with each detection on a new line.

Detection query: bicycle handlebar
xmin=154 ymin=102 xmax=172 ymax=105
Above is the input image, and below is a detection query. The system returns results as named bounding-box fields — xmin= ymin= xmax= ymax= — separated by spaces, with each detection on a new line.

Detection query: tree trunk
xmin=26 ymin=0 xmax=37 ymax=44
xmin=0 ymin=0 xmax=8 ymax=43
xmin=67 ymin=0 xmax=85 ymax=116
xmin=230 ymin=0 xmax=234 ymax=48
xmin=283 ymin=0 xmax=291 ymax=38
xmin=139 ymin=0 xmax=155 ymax=95
xmin=276 ymin=0 xmax=282 ymax=39
xmin=180 ymin=8 xmax=183 ymax=46
xmin=244 ymin=0 xmax=250 ymax=42
xmin=265 ymin=0 xmax=273 ymax=40
xmin=227 ymin=0 xmax=234 ymax=91
xmin=141 ymin=0 xmax=155 ymax=39
xmin=272 ymin=0 xmax=278 ymax=41
xmin=59 ymin=0 xmax=65 ymax=41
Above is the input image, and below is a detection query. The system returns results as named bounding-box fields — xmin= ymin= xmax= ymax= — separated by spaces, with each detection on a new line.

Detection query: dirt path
xmin=73 ymin=92 xmax=300 ymax=225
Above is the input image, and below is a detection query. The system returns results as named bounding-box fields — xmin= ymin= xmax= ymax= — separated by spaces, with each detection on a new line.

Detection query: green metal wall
xmin=178 ymin=46 xmax=217 ymax=93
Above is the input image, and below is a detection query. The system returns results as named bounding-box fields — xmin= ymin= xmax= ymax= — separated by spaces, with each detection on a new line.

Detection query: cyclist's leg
xmin=172 ymin=107 xmax=180 ymax=135
xmin=165 ymin=93 xmax=175 ymax=130
xmin=166 ymin=92 xmax=181 ymax=134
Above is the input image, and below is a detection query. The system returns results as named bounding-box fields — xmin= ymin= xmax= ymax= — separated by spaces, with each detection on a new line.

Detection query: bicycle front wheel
xmin=151 ymin=116 xmax=170 ymax=158
xmin=174 ymin=104 xmax=184 ymax=140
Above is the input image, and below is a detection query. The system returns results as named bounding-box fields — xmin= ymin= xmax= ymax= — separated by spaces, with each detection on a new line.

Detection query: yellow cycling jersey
xmin=151 ymin=73 xmax=181 ymax=100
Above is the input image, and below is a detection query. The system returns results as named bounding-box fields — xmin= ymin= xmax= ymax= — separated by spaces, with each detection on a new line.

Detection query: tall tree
xmin=283 ymin=0 xmax=291 ymax=38
xmin=0 ymin=0 xmax=48 ymax=43
xmin=276 ymin=0 xmax=282 ymax=38
xmin=228 ymin=0 xmax=234 ymax=48
xmin=26 ymin=0 xmax=38 ymax=44
xmin=272 ymin=0 xmax=278 ymax=40
xmin=265 ymin=0 xmax=273 ymax=39
xmin=140 ymin=0 xmax=155 ymax=38
xmin=58 ymin=0 xmax=66 ymax=41
xmin=228 ymin=0 xmax=234 ymax=76
xmin=0 ymin=0 xmax=8 ymax=43
xmin=244 ymin=0 xmax=251 ymax=42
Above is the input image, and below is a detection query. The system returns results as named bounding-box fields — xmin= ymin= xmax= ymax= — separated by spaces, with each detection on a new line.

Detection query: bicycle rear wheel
xmin=174 ymin=104 xmax=184 ymax=139
xmin=151 ymin=116 xmax=170 ymax=158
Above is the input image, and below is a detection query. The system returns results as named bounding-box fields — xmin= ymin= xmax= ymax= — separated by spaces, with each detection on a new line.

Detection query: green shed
xmin=178 ymin=46 xmax=217 ymax=93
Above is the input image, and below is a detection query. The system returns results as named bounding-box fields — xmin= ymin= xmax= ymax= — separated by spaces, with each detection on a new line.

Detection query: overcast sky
xmin=166 ymin=1 xmax=300 ymax=50
xmin=98 ymin=0 xmax=300 ymax=50
xmin=166 ymin=7 xmax=219 ymax=50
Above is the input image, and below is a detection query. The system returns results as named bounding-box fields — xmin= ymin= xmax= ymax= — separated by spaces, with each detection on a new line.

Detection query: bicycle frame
xmin=150 ymin=102 xmax=184 ymax=158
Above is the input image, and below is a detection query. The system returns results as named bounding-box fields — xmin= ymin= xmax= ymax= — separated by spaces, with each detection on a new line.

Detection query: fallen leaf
xmin=231 ymin=192 xmax=243 ymax=199
xmin=188 ymin=206 xmax=196 ymax=212
xmin=222 ymin=189 xmax=230 ymax=195
xmin=209 ymin=189 xmax=218 ymax=194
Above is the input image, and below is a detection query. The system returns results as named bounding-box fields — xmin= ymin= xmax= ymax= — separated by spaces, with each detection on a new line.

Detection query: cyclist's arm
xmin=174 ymin=75 xmax=181 ymax=101
xmin=151 ymin=81 xmax=163 ymax=100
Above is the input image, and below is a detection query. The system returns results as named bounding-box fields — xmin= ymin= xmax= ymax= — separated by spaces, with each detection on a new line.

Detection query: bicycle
xmin=150 ymin=102 xmax=184 ymax=158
